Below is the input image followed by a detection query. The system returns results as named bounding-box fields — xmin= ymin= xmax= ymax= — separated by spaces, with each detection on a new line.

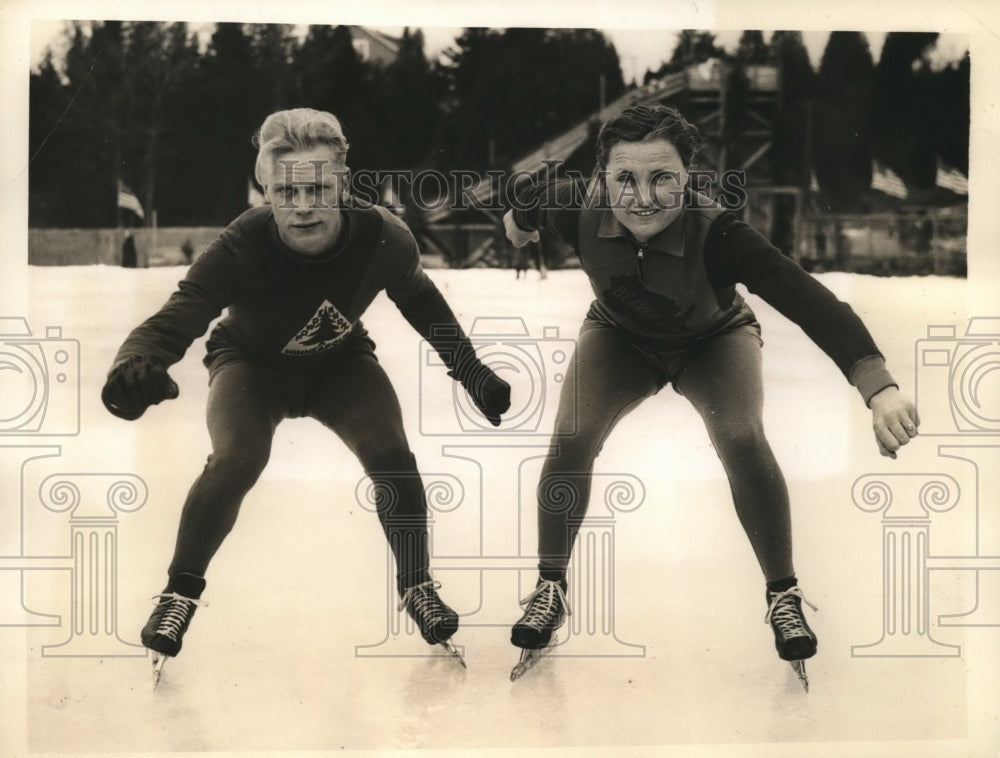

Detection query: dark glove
xmin=101 ymin=355 xmax=179 ymax=421
xmin=450 ymin=359 xmax=511 ymax=427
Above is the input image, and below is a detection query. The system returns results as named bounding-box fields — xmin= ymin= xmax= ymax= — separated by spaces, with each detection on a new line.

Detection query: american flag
xmin=871 ymin=161 xmax=908 ymax=200
xmin=935 ymin=158 xmax=968 ymax=195
xmin=117 ymin=180 xmax=145 ymax=219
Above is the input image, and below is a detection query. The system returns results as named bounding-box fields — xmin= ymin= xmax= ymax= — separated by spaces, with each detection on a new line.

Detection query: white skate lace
xmin=151 ymin=592 xmax=207 ymax=642
xmin=519 ymin=580 xmax=572 ymax=630
xmin=398 ymin=580 xmax=446 ymax=627
xmin=764 ymin=587 xmax=818 ymax=640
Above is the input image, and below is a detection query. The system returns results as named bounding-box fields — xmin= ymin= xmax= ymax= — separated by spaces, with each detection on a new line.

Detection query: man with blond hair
xmin=103 ymin=108 xmax=510 ymax=682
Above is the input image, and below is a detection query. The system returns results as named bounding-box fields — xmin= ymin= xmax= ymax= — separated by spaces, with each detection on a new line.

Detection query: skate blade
xmin=439 ymin=640 xmax=467 ymax=669
xmin=151 ymin=653 xmax=167 ymax=689
xmin=510 ymin=647 xmax=544 ymax=682
xmin=789 ymin=660 xmax=809 ymax=692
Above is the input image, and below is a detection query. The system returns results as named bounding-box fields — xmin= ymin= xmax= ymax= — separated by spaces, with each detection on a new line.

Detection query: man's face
xmin=265 ymin=146 xmax=348 ymax=257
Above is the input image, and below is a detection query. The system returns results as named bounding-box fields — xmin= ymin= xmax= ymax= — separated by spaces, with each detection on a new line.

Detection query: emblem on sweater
xmin=282 ymin=300 xmax=353 ymax=355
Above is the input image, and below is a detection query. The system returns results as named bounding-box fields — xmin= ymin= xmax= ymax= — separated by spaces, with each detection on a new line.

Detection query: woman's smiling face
xmin=604 ymin=138 xmax=689 ymax=243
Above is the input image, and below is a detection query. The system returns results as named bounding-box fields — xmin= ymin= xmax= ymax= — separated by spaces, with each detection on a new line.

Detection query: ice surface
xmin=1 ymin=265 xmax=997 ymax=757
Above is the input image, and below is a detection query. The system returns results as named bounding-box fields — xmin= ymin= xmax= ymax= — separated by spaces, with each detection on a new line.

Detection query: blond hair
xmin=253 ymin=108 xmax=350 ymax=187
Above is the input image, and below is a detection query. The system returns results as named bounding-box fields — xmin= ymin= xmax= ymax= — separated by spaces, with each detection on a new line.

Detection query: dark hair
xmin=595 ymin=104 xmax=701 ymax=170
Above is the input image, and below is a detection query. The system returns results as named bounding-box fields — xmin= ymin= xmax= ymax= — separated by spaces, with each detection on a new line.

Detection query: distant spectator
xmin=814 ymin=229 xmax=827 ymax=257
xmin=915 ymin=213 xmax=933 ymax=255
xmin=121 ymin=230 xmax=137 ymax=268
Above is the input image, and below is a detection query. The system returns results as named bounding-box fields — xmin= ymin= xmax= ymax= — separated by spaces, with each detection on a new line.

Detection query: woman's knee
xmin=537 ymin=470 xmax=591 ymax=519
xmin=361 ymin=442 xmax=416 ymax=476
xmin=708 ymin=417 xmax=770 ymax=458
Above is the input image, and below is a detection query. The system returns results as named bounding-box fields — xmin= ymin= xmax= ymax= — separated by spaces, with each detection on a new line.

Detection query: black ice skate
xmin=397 ymin=580 xmax=465 ymax=668
xmin=510 ymin=578 xmax=571 ymax=681
xmin=141 ymin=572 xmax=207 ymax=687
xmin=765 ymin=586 xmax=818 ymax=692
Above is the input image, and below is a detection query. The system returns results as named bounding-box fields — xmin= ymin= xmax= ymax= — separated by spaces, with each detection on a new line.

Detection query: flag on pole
xmin=117 ymin=180 xmax=145 ymax=220
xmin=247 ymin=178 xmax=266 ymax=208
xmin=935 ymin=158 xmax=968 ymax=195
xmin=871 ymin=161 xmax=908 ymax=199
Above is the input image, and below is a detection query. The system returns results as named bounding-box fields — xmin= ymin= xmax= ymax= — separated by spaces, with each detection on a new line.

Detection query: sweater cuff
xmin=849 ymin=355 xmax=898 ymax=406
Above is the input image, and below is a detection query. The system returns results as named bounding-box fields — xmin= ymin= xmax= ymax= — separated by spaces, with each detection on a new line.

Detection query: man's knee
xmin=550 ymin=416 xmax=612 ymax=467
xmin=205 ymin=444 xmax=270 ymax=486
xmin=364 ymin=447 xmax=425 ymax=520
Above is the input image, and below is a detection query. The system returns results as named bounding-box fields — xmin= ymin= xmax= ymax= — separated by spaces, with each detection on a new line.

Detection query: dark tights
xmin=537 ymin=323 xmax=794 ymax=582
xmin=168 ymin=351 xmax=429 ymax=594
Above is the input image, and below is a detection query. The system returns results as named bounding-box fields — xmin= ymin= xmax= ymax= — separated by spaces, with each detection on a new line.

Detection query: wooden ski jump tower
xmin=678 ymin=61 xmax=779 ymax=180
xmin=422 ymin=60 xmax=785 ymax=265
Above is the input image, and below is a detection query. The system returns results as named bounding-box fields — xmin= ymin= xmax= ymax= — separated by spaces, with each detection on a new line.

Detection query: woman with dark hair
xmin=503 ymin=104 xmax=918 ymax=687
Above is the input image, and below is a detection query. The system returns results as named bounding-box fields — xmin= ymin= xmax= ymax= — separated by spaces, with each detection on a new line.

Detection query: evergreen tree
xmin=437 ymin=27 xmax=539 ymax=168
xmin=932 ymin=51 xmax=969 ymax=174
xmin=29 ymin=50 xmax=71 ymax=227
xmin=30 ymin=21 xmax=145 ymax=227
xmin=124 ymin=22 xmax=199 ymax=224
xmin=770 ymin=30 xmax=816 ymax=187
xmin=248 ymin=24 xmax=298 ymax=113
xmin=436 ymin=28 xmax=625 ymax=169
xmin=766 ymin=31 xmax=817 ymax=254
xmin=873 ymin=32 xmax=940 ymax=190
xmin=291 ymin=25 xmax=383 ymax=173
xmin=373 ymin=28 xmax=441 ymax=170
xmin=736 ymin=30 xmax=770 ymax=64
xmin=669 ymin=30 xmax=725 ymax=68
xmin=153 ymin=24 xmax=217 ymax=225
xmin=201 ymin=23 xmax=261 ymax=222
xmin=813 ymin=32 xmax=876 ymax=210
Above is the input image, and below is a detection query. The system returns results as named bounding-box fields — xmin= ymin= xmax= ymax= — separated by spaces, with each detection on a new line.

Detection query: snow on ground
xmin=1 ymin=265 xmax=997 ymax=757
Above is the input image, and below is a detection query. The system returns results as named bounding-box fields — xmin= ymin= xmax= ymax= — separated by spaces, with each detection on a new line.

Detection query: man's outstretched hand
xmin=101 ymin=355 xmax=179 ymax=421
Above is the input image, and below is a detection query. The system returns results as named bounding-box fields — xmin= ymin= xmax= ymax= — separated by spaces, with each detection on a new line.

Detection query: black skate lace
xmin=397 ymin=580 xmax=446 ymax=627
xmin=764 ymin=587 xmax=817 ymax=640
xmin=518 ymin=580 xmax=572 ymax=630
xmin=151 ymin=592 xmax=206 ymax=641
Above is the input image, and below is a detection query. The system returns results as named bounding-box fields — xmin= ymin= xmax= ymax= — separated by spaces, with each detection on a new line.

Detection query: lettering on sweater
xmin=605 ymin=276 xmax=697 ymax=333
